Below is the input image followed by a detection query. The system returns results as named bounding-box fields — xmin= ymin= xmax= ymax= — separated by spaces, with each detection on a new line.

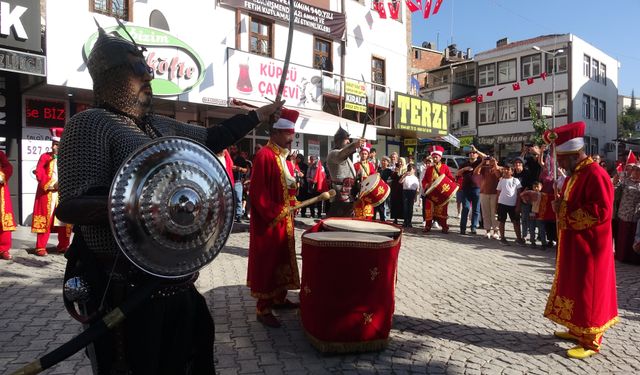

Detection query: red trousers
xmin=568 ymin=329 xmax=604 ymax=351
xmin=36 ymin=226 xmax=71 ymax=251
xmin=256 ymin=290 xmax=288 ymax=315
xmin=0 ymin=231 xmax=12 ymax=252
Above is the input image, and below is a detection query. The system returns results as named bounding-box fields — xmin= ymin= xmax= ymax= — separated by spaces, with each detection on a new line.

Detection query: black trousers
xmin=402 ymin=190 xmax=417 ymax=227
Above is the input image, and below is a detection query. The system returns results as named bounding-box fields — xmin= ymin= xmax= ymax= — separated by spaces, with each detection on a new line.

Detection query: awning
xmin=230 ymin=99 xmax=376 ymax=140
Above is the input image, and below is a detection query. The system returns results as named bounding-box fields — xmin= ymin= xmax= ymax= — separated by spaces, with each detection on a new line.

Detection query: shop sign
xmin=83 ymin=26 xmax=205 ymax=97
xmin=0 ymin=0 xmax=41 ymax=52
xmin=227 ymin=48 xmax=323 ymax=110
xmin=403 ymin=138 xmax=417 ymax=146
xmin=308 ymin=139 xmax=320 ymax=157
xmin=292 ymin=132 xmax=304 ymax=154
xmin=219 ymin=0 xmax=346 ymax=40
xmin=394 ymin=92 xmax=448 ymax=136
xmin=0 ymin=47 xmax=45 ymax=76
xmin=477 ymin=133 xmax=534 ymax=145
xmin=458 ymin=136 xmax=474 ymax=147
xmin=344 ymin=79 xmax=366 ymax=113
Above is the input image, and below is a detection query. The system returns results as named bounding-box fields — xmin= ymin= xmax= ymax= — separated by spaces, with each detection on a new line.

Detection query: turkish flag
xmin=540 ymin=72 xmax=548 ymax=80
xmin=627 ymin=150 xmax=638 ymax=165
xmin=477 ymin=95 xmax=483 ymax=103
xmin=405 ymin=0 xmax=420 ymax=12
xmin=388 ymin=1 xmax=400 ymax=19
xmin=512 ymin=82 xmax=521 ymax=91
xmin=423 ymin=0 xmax=432 ymax=19
xmin=375 ymin=1 xmax=387 ymax=18
xmin=315 ymin=159 xmax=328 ymax=192
xmin=464 ymin=97 xmax=473 ymax=103
xmin=486 ymin=91 xmax=494 ymax=97
xmin=433 ymin=0 xmax=444 ymax=14
xmin=526 ymin=77 xmax=535 ymax=85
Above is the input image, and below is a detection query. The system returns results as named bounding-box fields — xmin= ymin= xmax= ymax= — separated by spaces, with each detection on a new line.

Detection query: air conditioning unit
xmin=605 ymin=143 xmax=615 ymax=152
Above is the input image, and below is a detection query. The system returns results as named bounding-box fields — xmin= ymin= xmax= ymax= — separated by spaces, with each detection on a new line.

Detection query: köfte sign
xmin=394 ymin=93 xmax=448 ymax=136
xmin=227 ymin=48 xmax=323 ymax=110
xmin=83 ymin=26 xmax=205 ymax=97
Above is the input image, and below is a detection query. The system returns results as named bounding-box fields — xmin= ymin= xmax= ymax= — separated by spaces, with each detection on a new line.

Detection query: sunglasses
xmin=130 ymin=60 xmax=154 ymax=78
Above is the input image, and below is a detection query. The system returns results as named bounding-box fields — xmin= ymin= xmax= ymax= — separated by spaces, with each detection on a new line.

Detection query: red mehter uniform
xmin=421 ymin=162 xmax=453 ymax=232
xmin=247 ymin=141 xmax=301 ymax=315
xmin=354 ymin=160 xmax=377 ymax=219
xmin=0 ymin=151 xmax=16 ymax=259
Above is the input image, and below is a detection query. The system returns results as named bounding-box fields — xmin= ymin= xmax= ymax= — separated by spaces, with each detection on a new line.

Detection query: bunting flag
xmin=432 ymin=0 xmax=444 ymax=14
xmin=627 ymin=150 xmax=638 ymax=165
xmin=526 ymin=77 xmax=535 ymax=85
xmin=423 ymin=0 xmax=432 ymax=19
xmin=388 ymin=0 xmax=400 ymax=19
xmin=464 ymin=97 xmax=473 ymax=103
xmin=540 ymin=72 xmax=548 ymax=80
xmin=512 ymin=82 xmax=521 ymax=91
xmin=486 ymin=91 xmax=494 ymax=97
xmin=374 ymin=0 xmax=387 ymax=18
xmin=477 ymin=95 xmax=483 ymax=103
xmin=405 ymin=0 xmax=420 ymax=12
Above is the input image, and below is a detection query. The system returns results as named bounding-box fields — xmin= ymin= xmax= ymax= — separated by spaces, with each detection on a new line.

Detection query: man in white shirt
xmin=496 ymin=165 xmax=525 ymax=245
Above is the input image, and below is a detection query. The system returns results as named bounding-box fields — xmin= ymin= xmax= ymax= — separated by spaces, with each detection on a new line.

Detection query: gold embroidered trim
xmin=303 ymin=330 xmax=389 ymax=353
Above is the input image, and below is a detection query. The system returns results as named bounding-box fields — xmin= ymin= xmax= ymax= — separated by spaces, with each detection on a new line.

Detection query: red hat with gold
xmin=272 ymin=108 xmax=298 ymax=133
xmin=50 ymin=127 xmax=64 ymax=143
xmin=543 ymin=121 xmax=585 ymax=154
xmin=430 ymin=145 xmax=444 ymax=157
xmin=361 ymin=143 xmax=371 ymax=153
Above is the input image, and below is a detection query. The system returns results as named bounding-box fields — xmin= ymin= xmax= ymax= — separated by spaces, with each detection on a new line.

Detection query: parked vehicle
xmin=441 ymin=154 xmax=468 ymax=174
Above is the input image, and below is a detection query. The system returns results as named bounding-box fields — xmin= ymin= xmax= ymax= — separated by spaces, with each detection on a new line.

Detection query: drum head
xmin=360 ymin=174 xmax=380 ymax=194
xmin=109 ymin=137 xmax=234 ymax=278
xmin=323 ymin=218 xmax=400 ymax=235
xmin=303 ymin=231 xmax=391 ymax=244
xmin=425 ymin=174 xmax=446 ymax=195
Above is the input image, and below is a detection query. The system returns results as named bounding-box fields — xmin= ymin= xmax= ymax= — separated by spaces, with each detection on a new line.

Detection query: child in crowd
xmin=520 ymin=181 xmax=547 ymax=249
xmin=496 ymin=165 xmax=525 ymax=245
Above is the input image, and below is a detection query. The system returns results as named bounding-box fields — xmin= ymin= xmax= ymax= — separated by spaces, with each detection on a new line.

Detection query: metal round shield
xmin=109 ymin=137 xmax=234 ymax=278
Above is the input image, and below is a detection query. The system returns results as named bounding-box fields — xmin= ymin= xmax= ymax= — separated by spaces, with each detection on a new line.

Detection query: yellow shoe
xmin=554 ymin=331 xmax=579 ymax=342
xmin=567 ymin=346 xmax=598 ymax=359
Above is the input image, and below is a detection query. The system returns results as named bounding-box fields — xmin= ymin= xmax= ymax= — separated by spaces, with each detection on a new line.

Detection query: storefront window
xmin=90 ymin=0 xmax=130 ymax=20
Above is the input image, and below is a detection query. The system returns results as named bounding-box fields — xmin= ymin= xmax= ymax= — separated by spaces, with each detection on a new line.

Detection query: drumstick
xmin=290 ymin=189 xmax=336 ymax=212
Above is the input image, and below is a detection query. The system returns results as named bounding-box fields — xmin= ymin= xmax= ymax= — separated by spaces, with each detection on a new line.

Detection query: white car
xmin=441 ymin=155 xmax=468 ymax=175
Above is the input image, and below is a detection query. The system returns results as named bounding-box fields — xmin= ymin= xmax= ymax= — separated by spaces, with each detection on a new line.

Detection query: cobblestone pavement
xmin=2 ymin=211 xmax=640 ymax=374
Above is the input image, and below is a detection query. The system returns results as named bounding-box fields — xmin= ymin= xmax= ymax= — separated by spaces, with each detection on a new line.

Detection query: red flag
xmin=315 ymin=159 xmax=328 ymax=192
xmin=616 ymin=161 xmax=624 ymax=172
xmin=405 ymin=0 xmax=420 ymax=12
xmin=477 ymin=95 xmax=483 ymax=103
xmin=374 ymin=0 xmax=387 ymax=18
xmin=627 ymin=150 xmax=638 ymax=165
xmin=423 ymin=0 xmax=432 ymax=19
xmin=388 ymin=0 xmax=400 ymax=19
xmin=526 ymin=77 xmax=535 ymax=85
xmin=486 ymin=91 xmax=494 ymax=97
xmin=512 ymin=82 xmax=521 ymax=91
xmin=433 ymin=0 xmax=444 ymax=14
xmin=540 ymin=72 xmax=548 ymax=80
xmin=464 ymin=97 xmax=473 ymax=103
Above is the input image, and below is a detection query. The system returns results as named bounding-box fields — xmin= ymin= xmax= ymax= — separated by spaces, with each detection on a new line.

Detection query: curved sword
xmin=275 ymin=0 xmax=295 ymax=102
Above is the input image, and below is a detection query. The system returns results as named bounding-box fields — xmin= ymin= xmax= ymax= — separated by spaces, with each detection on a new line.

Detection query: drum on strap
xmin=322 ymin=217 xmax=401 ymax=238
xmin=300 ymin=230 xmax=401 ymax=353
xmin=359 ymin=174 xmax=390 ymax=207
xmin=424 ymin=174 xmax=459 ymax=207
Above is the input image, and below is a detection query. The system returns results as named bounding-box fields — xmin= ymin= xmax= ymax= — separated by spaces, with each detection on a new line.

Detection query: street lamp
xmin=533 ymin=45 xmax=564 ymax=182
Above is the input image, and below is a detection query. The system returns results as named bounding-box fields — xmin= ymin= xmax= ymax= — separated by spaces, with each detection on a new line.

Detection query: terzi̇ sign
xmin=83 ymin=26 xmax=205 ymax=97
xmin=394 ymin=93 xmax=448 ymax=136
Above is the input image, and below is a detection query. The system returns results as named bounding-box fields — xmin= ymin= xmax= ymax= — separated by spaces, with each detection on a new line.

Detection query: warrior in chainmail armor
xmin=325 ymin=128 xmax=366 ymax=217
xmin=57 ymin=26 xmax=282 ymax=374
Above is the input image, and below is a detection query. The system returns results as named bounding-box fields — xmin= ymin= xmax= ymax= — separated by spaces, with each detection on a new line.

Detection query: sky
xmin=411 ymin=0 xmax=640 ymax=96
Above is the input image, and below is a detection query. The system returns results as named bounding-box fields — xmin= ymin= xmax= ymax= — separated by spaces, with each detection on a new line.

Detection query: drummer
xmin=354 ymin=143 xmax=377 ymax=219
xmin=421 ymin=145 xmax=455 ymax=233
xmin=326 ymin=127 xmax=366 ymax=217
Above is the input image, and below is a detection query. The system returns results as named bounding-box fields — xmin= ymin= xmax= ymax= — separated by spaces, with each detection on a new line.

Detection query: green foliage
xmin=619 ymin=95 xmax=639 ymax=139
xmin=529 ymin=98 xmax=548 ymax=146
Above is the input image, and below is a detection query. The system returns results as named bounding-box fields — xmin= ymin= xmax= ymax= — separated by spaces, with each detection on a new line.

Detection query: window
xmin=454 ymin=69 xmax=474 ymax=86
xmin=545 ymin=51 xmax=567 ymax=74
xmin=591 ymin=58 xmax=599 ymax=82
xmin=600 ymin=63 xmax=607 ymax=85
xmin=414 ymin=50 xmax=421 ymax=59
xmin=591 ymin=96 xmax=599 ymax=121
xmin=313 ymin=37 xmax=332 ymax=71
xmin=583 ymin=95 xmax=591 ymax=119
xmin=521 ymin=54 xmax=541 ymax=79
xmin=90 ymin=0 xmax=130 ymax=20
xmin=371 ymin=56 xmax=385 ymax=85
xmin=544 ymin=91 xmax=568 ymax=116
xmin=583 ymin=54 xmax=591 ymax=77
xmin=498 ymin=98 xmax=518 ymax=122
xmin=250 ymin=18 xmax=273 ymax=57
xmin=521 ymin=94 xmax=542 ymax=120
xmin=599 ymin=100 xmax=606 ymax=123
xmin=460 ymin=111 xmax=469 ymax=126
xmin=478 ymin=64 xmax=495 ymax=87
xmin=478 ymin=102 xmax=496 ymax=124
xmin=497 ymin=59 xmax=516 ymax=84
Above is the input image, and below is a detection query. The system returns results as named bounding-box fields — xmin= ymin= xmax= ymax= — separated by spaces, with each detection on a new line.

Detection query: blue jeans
xmin=460 ymin=187 xmax=480 ymax=232
xmin=520 ymin=203 xmax=532 ymax=239
xmin=529 ymin=217 xmax=547 ymax=245
xmin=234 ymin=181 xmax=243 ymax=218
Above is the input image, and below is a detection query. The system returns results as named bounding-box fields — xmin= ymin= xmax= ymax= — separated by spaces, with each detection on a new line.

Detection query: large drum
xmin=300 ymin=230 xmax=401 ymax=353
xmin=359 ymin=174 xmax=390 ymax=207
xmin=322 ymin=217 xmax=401 ymax=238
xmin=424 ymin=174 xmax=458 ymax=207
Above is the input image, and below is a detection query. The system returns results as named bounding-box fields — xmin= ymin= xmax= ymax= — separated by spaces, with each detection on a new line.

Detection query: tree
xmin=619 ymin=95 xmax=640 ymax=139
xmin=529 ymin=99 xmax=549 ymax=145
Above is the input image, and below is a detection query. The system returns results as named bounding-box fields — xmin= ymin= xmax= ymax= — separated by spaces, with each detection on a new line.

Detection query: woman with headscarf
xmin=389 ymin=157 xmax=407 ymax=224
